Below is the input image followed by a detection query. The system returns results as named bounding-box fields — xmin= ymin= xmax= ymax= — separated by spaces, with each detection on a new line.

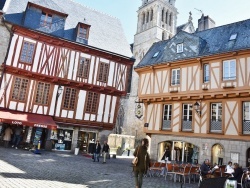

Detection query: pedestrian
xmin=161 ymin=146 xmax=171 ymax=162
xmin=3 ymin=126 xmax=13 ymax=148
xmin=12 ymin=125 xmax=23 ymax=149
xmin=200 ymin=159 xmax=212 ymax=178
xmin=102 ymin=140 xmax=110 ymax=163
xmin=93 ymin=140 xmax=101 ymax=162
xmin=228 ymin=163 xmax=243 ymax=188
xmin=133 ymin=138 xmax=150 ymax=188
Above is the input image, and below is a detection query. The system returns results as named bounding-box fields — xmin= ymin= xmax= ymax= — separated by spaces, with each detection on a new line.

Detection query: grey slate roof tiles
xmin=3 ymin=0 xmax=132 ymax=58
xmin=136 ymin=18 xmax=250 ymax=68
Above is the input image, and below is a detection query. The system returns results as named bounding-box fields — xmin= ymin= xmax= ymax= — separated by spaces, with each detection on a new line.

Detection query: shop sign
xmin=80 ymin=128 xmax=97 ymax=133
xmin=34 ymin=124 xmax=47 ymax=128
xmin=12 ymin=121 xmax=22 ymax=125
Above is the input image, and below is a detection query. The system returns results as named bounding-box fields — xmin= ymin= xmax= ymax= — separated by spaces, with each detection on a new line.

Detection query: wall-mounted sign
xmin=135 ymin=103 xmax=143 ymax=119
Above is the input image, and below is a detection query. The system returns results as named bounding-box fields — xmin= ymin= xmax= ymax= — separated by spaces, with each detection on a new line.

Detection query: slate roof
xmin=136 ymin=19 xmax=250 ymax=68
xmin=3 ymin=0 xmax=132 ymax=58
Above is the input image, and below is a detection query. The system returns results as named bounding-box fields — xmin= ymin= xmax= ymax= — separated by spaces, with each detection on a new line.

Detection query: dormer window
xmin=40 ymin=11 xmax=52 ymax=28
xmin=177 ymin=43 xmax=183 ymax=53
xmin=229 ymin=33 xmax=237 ymax=41
xmin=76 ymin=23 xmax=91 ymax=44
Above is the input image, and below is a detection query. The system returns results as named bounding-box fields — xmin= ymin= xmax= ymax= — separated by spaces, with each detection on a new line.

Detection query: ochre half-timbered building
xmin=0 ymin=0 xmax=133 ymax=152
xmin=135 ymin=19 xmax=250 ymax=166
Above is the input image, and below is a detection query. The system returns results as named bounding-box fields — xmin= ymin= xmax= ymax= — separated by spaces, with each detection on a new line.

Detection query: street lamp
xmin=193 ymin=101 xmax=201 ymax=117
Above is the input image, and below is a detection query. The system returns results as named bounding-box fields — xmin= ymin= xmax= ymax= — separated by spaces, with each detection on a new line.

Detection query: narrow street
xmin=0 ymin=147 xmax=198 ymax=188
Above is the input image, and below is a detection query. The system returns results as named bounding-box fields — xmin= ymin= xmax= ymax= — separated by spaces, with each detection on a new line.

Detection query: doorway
xmin=211 ymin=143 xmax=224 ymax=165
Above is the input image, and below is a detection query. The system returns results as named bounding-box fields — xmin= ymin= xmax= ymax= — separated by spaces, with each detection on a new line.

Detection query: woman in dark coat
xmin=133 ymin=138 xmax=150 ymax=188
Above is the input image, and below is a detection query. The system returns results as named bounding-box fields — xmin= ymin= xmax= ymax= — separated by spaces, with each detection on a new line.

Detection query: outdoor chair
xmin=149 ymin=161 xmax=164 ymax=177
xmin=165 ymin=163 xmax=175 ymax=181
xmin=174 ymin=164 xmax=192 ymax=184
xmin=189 ymin=165 xmax=200 ymax=183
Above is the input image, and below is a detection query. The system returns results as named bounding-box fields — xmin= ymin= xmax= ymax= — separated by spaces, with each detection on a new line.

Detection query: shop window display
xmin=51 ymin=129 xmax=73 ymax=151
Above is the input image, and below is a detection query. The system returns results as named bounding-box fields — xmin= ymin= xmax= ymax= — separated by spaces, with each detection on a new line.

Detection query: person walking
xmin=3 ymin=126 xmax=13 ymax=148
xmin=102 ymin=140 xmax=109 ymax=164
xmin=93 ymin=140 xmax=101 ymax=162
xmin=12 ymin=125 xmax=23 ymax=149
xmin=133 ymin=138 xmax=150 ymax=188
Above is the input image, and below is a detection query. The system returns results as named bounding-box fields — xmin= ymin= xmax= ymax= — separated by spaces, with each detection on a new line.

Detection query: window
xmin=146 ymin=11 xmax=149 ymax=23
xmin=182 ymin=104 xmax=192 ymax=131
xmin=35 ymin=82 xmax=50 ymax=105
xmin=12 ymin=77 xmax=29 ymax=101
xmin=162 ymin=104 xmax=172 ymax=130
xmin=77 ymin=57 xmax=90 ymax=78
xmin=203 ymin=64 xmax=210 ymax=82
xmin=85 ymin=92 xmax=99 ymax=113
xmin=211 ymin=103 xmax=222 ymax=121
xmin=150 ymin=9 xmax=153 ymax=21
xmin=40 ymin=11 xmax=52 ymax=28
xmin=211 ymin=103 xmax=222 ymax=132
xmin=177 ymin=43 xmax=183 ymax=53
xmin=97 ymin=62 xmax=109 ymax=82
xmin=165 ymin=12 xmax=168 ymax=24
xmin=19 ymin=41 xmax=35 ymax=64
xmin=171 ymin=68 xmax=180 ymax=85
xmin=243 ymin=102 xmax=250 ymax=134
xmin=161 ymin=9 xmax=164 ymax=22
xmin=223 ymin=59 xmax=236 ymax=80
xmin=243 ymin=102 xmax=250 ymax=121
xmin=183 ymin=104 xmax=192 ymax=121
xmin=63 ymin=88 xmax=77 ymax=110
xmin=78 ymin=25 xmax=89 ymax=39
xmin=169 ymin=13 xmax=172 ymax=26
xmin=142 ymin=13 xmax=145 ymax=24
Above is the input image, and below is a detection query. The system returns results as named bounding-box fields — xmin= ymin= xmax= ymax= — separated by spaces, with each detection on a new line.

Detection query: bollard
xmin=38 ymin=141 xmax=41 ymax=150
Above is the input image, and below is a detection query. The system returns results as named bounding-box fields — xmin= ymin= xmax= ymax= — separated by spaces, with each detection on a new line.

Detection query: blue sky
xmin=75 ymin=0 xmax=250 ymax=44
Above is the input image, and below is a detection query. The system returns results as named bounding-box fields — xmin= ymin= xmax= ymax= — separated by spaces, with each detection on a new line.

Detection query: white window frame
xmin=211 ymin=103 xmax=222 ymax=121
xmin=223 ymin=59 xmax=236 ymax=80
xmin=171 ymin=68 xmax=180 ymax=85
xmin=177 ymin=43 xmax=183 ymax=53
xmin=183 ymin=104 xmax=192 ymax=121
xmin=243 ymin=102 xmax=250 ymax=121
xmin=163 ymin=104 xmax=172 ymax=121
xmin=203 ymin=64 xmax=210 ymax=82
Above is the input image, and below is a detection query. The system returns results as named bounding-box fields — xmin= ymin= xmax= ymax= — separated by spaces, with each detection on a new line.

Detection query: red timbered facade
xmin=0 ymin=0 xmax=133 ymax=152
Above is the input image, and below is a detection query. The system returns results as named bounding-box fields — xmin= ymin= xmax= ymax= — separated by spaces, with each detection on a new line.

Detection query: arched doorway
xmin=246 ymin=148 xmax=250 ymax=167
xmin=211 ymin=143 xmax=224 ymax=165
xmin=158 ymin=140 xmax=199 ymax=164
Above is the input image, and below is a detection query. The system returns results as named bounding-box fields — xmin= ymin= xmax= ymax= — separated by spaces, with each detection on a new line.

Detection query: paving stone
xmin=0 ymin=147 xmax=199 ymax=188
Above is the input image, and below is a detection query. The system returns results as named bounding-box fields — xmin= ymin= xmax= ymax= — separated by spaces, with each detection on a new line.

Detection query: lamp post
xmin=53 ymin=85 xmax=63 ymax=117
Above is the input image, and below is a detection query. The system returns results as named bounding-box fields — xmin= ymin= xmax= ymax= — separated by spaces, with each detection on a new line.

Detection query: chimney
xmin=197 ymin=14 xmax=215 ymax=32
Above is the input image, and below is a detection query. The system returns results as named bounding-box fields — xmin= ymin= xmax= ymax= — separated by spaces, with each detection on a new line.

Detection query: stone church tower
xmin=120 ymin=0 xmax=178 ymax=140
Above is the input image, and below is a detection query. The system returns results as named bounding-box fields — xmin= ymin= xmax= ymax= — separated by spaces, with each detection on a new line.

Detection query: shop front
xmin=50 ymin=125 xmax=74 ymax=151
xmin=78 ymin=128 xmax=98 ymax=153
xmin=0 ymin=109 xmax=57 ymax=149
xmin=159 ymin=140 xmax=199 ymax=164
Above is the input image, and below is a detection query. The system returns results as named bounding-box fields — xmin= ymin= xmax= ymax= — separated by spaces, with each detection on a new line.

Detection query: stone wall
xmin=108 ymin=134 xmax=135 ymax=154
xmin=150 ymin=134 xmax=250 ymax=166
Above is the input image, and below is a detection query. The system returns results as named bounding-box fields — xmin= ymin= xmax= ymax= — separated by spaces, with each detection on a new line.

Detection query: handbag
xmin=132 ymin=147 xmax=140 ymax=166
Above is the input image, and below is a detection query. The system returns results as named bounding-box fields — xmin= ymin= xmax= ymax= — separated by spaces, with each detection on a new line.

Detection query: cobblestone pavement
xmin=0 ymin=147 xmax=199 ymax=188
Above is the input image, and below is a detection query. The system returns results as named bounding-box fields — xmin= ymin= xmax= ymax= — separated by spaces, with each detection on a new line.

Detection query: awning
xmin=0 ymin=109 xmax=57 ymax=130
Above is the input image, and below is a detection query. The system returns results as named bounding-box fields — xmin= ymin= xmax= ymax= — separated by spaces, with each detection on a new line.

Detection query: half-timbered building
xmin=0 ymin=0 xmax=133 ymax=152
xmin=135 ymin=18 xmax=250 ymax=166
